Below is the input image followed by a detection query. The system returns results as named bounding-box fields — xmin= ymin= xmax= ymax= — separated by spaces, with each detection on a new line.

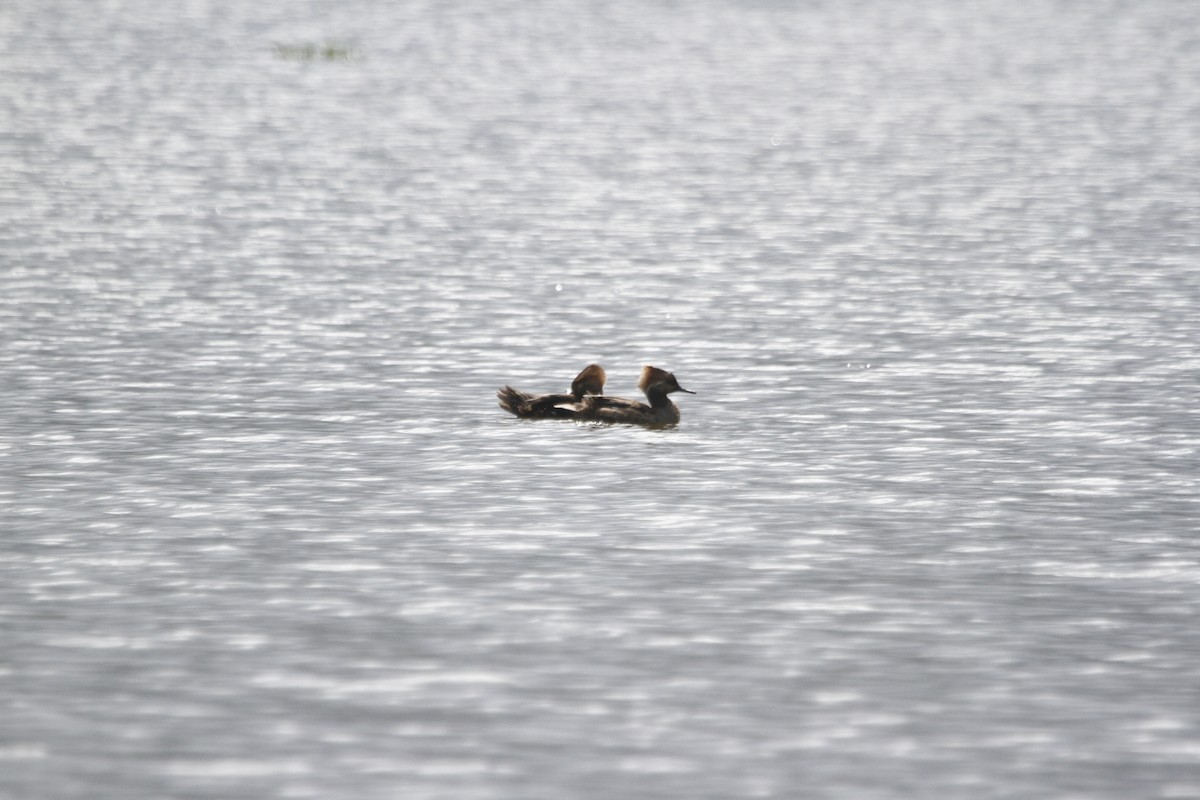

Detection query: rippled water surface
xmin=3 ymin=1 xmax=1200 ymax=798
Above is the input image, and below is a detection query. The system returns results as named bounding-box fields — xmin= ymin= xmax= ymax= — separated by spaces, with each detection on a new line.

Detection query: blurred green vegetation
xmin=273 ymin=42 xmax=356 ymax=62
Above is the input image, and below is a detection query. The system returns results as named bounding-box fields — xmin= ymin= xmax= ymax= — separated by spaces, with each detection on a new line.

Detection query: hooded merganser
xmin=578 ymin=366 xmax=694 ymax=426
xmin=497 ymin=364 xmax=606 ymax=419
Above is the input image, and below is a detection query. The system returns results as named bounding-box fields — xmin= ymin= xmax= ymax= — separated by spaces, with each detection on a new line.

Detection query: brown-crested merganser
xmin=497 ymin=364 xmax=606 ymax=419
xmin=578 ymin=365 xmax=694 ymax=426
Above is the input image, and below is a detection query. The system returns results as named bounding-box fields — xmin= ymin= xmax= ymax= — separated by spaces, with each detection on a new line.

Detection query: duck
xmin=578 ymin=366 xmax=694 ymax=426
xmin=497 ymin=364 xmax=607 ymax=419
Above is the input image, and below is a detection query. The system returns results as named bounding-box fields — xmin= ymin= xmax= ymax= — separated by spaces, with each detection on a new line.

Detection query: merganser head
xmin=638 ymin=365 xmax=695 ymax=396
xmin=570 ymin=364 xmax=607 ymax=398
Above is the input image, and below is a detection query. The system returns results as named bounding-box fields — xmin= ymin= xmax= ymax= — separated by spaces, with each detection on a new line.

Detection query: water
xmin=3 ymin=0 xmax=1199 ymax=797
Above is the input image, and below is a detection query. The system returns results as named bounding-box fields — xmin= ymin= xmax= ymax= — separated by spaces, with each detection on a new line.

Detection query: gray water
xmin=3 ymin=0 xmax=1200 ymax=797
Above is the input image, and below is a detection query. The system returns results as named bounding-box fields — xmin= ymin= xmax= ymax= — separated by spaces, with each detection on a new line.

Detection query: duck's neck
xmin=644 ymin=386 xmax=674 ymax=408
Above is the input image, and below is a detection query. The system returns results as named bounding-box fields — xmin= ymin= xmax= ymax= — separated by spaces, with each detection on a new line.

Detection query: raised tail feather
xmin=497 ymin=386 xmax=534 ymax=416
xmin=497 ymin=387 xmax=583 ymax=419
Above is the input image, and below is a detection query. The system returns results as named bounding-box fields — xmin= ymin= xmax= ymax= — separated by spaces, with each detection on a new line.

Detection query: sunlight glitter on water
xmin=3 ymin=1 xmax=1200 ymax=799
